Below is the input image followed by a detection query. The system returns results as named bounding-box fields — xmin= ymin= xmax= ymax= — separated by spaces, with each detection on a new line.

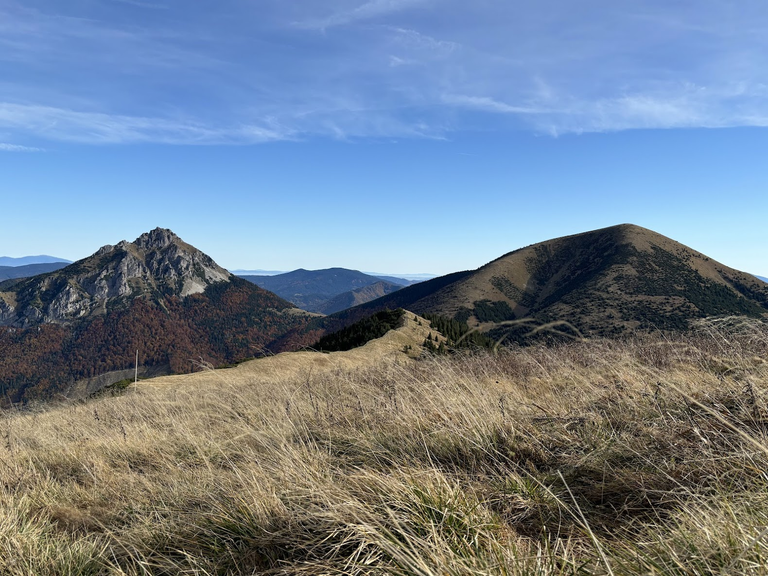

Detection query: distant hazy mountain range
xmin=0 ymin=229 xmax=313 ymax=403
xmin=230 ymin=269 xmax=287 ymax=276
xmin=757 ymin=275 xmax=768 ymax=283
xmin=0 ymin=262 xmax=69 ymax=281
xmin=239 ymin=268 xmax=415 ymax=314
xmin=0 ymin=255 xmax=71 ymax=266
xmin=272 ymin=224 xmax=768 ymax=350
xmin=365 ymin=272 xmax=437 ymax=282
xmin=233 ymin=269 xmax=434 ymax=280
xmin=315 ymin=281 xmax=404 ymax=315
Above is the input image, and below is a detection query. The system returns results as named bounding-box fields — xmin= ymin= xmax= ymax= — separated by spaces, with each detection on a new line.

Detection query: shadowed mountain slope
xmin=273 ymin=224 xmax=768 ymax=349
xmin=269 ymin=269 xmax=474 ymax=350
xmin=240 ymin=268 xmax=406 ymax=312
xmin=368 ymin=274 xmax=422 ymax=286
xmin=0 ymin=229 xmax=312 ymax=402
xmin=315 ymin=280 xmax=403 ymax=315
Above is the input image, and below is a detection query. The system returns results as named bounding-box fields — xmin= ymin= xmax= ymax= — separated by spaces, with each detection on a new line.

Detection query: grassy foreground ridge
xmin=2 ymin=315 xmax=768 ymax=574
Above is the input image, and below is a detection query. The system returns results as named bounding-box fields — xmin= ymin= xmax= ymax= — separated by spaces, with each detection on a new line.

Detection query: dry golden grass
xmin=1 ymin=314 xmax=768 ymax=574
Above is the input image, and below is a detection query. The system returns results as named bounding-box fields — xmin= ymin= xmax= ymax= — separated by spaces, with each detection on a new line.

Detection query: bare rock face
xmin=0 ymin=297 xmax=14 ymax=324
xmin=48 ymin=283 xmax=91 ymax=322
xmin=135 ymin=228 xmax=177 ymax=251
xmin=0 ymin=228 xmax=232 ymax=327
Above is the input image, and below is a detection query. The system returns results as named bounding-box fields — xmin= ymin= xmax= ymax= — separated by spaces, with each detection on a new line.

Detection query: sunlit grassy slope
xmin=2 ymin=313 xmax=768 ymax=574
xmin=321 ymin=224 xmax=768 ymax=342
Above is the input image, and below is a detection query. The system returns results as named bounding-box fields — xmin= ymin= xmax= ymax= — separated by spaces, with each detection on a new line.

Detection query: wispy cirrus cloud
xmin=0 ymin=102 xmax=294 ymax=145
xmin=108 ymin=0 xmax=169 ymax=9
xmin=294 ymin=0 xmax=429 ymax=30
xmin=3 ymin=0 xmax=768 ymax=145
xmin=446 ymin=84 xmax=768 ymax=136
xmin=441 ymin=94 xmax=548 ymax=116
xmin=387 ymin=27 xmax=459 ymax=58
xmin=0 ymin=142 xmax=43 ymax=152
xmin=0 ymin=100 xmax=447 ymax=144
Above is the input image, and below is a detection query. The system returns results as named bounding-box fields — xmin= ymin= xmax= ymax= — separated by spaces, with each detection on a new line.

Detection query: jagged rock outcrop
xmin=0 ymin=228 xmax=231 ymax=328
xmin=0 ymin=296 xmax=15 ymax=324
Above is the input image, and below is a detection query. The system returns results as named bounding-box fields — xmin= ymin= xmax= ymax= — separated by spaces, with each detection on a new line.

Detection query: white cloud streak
xmin=388 ymin=27 xmax=458 ymax=56
xmin=0 ymin=100 xmax=448 ymax=144
xmin=0 ymin=102 xmax=294 ymax=145
xmin=108 ymin=0 xmax=168 ymax=9
xmin=442 ymin=94 xmax=548 ymax=115
xmin=0 ymin=142 xmax=43 ymax=152
xmin=445 ymin=86 xmax=768 ymax=136
xmin=295 ymin=0 xmax=429 ymax=30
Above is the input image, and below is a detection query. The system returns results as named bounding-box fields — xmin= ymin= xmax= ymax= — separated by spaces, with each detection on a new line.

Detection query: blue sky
xmin=1 ymin=0 xmax=767 ymax=275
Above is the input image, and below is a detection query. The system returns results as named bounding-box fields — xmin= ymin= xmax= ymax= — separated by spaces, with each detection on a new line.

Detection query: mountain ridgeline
xmin=272 ymin=224 xmax=768 ymax=350
xmin=0 ymin=229 xmax=312 ymax=403
xmin=239 ymin=268 xmax=408 ymax=313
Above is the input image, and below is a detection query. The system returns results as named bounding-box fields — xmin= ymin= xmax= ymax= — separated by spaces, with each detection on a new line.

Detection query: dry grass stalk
xmin=0 ymin=315 xmax=766 ymax=574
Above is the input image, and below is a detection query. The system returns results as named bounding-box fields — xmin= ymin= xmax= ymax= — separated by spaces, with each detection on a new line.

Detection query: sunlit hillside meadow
xmin=1 ymin=314 xmax=768 ymax=575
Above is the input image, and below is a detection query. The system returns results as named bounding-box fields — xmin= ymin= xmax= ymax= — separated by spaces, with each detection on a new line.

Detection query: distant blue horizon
xmin=0 ymin=255 xmax=72 ymax=267
xmin=0 ymin=257 xmax=438 ymax=280
xmin=3 ymin=249 xmax=765 ymax=285
xmin=232 ymin=269 xmax=436 ymax=281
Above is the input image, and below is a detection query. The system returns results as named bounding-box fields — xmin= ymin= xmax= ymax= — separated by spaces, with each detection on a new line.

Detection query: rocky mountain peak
xmin=0 ymin=228 xmax=232 ymax=328
xmin=95 ymin=244 xmax=114 ymax=257
xmin=134 ymin=228 xmax=179 ymax=251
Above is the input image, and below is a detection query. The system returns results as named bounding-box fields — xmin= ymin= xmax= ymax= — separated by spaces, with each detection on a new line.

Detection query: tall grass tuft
xmin=0 ymin=316 xmax=767 ymax=573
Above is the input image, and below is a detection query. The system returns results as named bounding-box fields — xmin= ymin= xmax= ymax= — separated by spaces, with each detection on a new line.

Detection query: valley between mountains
xmin=1 ymin=223 xmax=767 ymax=403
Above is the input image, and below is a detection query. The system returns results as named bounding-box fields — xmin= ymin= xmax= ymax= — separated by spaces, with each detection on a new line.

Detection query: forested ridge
xmin=0 ymin=278 xmax=308 ymax=403
xmin=312 ymin=309 xmax=405 ymax=352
